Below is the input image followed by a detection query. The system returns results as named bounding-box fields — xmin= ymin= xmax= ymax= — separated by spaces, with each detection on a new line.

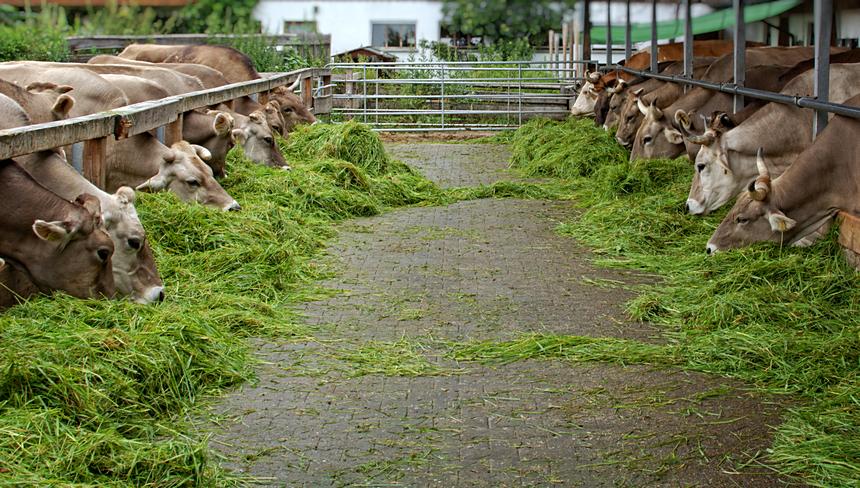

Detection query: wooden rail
xmin=0 ymin=67 xmax=331 ymax=188
xmin=67 ymin=33 xmax=332 ymax=62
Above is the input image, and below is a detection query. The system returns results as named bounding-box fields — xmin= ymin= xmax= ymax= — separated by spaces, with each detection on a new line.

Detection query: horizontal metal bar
xmin=336 ymin=78 xmax=575 ymax=85
xmin=618 ymin=66 xmax=860 ymax=120
xmin=374 ymin=127 xmax=514 ymax=132
xmin=333 ymin=109 xmax=569 ymax=116
xmin=332 ymin=93 xmax=571 ymax=101
xmin=329 ymin=60 xmax=595 ymax=67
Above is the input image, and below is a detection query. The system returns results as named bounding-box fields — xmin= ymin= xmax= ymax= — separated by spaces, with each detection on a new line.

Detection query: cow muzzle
xmin=705 ymin=243 xmax=718 ymax=255
xmin=136 ymin=285 xmax=165 ymax=304
xmin=686 ymin=199 xmax=706 ymax=216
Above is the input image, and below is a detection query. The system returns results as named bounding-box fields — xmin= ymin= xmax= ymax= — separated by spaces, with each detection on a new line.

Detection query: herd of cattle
xmin=571 ymin=41 xmax=860 ymax=256
xmin=0 ymin=44 xmax=318 ymax=310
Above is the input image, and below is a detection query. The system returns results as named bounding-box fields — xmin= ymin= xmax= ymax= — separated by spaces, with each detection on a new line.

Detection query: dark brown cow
xmin=0 ymin=160 xmax=115 ymax=305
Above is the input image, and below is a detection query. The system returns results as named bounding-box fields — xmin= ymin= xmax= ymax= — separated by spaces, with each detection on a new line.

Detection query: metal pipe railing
xmin=617 ymin=66 xmax=860 ymax=120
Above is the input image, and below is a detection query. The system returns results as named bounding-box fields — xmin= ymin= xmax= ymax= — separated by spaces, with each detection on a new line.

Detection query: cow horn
xmin=749 ymin=148 xmax=772 ymax=201
xmin=685 ymin=129 xmax=716 ymax=146
xmin=637 ymin=97 xmax=649 ymax=115
xmin=286 ymin=78 xmax=301 ymax=92
xmin=588 ymin=71 xmax=602 ymax=83
xmin=648 ymin=102 xmax=663 ymax=119
xmin=674 ymin=110 xmax=691 ymax=130
xmin=0 ymin=257 xmax=5 ymax=272
xmin=633 ymin=88 xmax=644 ymax=97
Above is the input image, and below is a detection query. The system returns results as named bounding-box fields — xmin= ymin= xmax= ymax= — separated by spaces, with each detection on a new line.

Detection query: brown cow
xmin=630 ymin=47 xmax=820 ymax=161
xmin=707 ymin=96 xmax=860 ymax=252
xmin=685 ymin=62 xmax=860 ymax=215
xmin=0 ymin=160 xmax=115 ymax=304
xmin=571 ymin=40 xmax=740 ymax=116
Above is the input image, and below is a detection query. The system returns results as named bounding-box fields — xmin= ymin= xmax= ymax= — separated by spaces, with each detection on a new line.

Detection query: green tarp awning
xmin=590 ymin=0 xmax=802 ymax=43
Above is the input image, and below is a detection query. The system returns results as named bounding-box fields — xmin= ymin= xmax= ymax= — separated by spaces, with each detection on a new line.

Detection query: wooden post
xmin=562 ymin=23 xmax=569 ymax=78
xmin=302 ymin=76 xmax=313 ymax=110
xmin=573 ymin=20 xmax=580 ymax=79
xmin=549 ymin=29 xmax=555 ymax=75
xmin=165 ymin=113 xmax=183 ymax=147
xmin=83 ymin=137 xmax=107 ymax=189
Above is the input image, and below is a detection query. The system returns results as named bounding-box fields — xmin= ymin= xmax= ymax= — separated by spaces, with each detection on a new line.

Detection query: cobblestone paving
xmin=210 ymin=144 xmax=790 ymax=487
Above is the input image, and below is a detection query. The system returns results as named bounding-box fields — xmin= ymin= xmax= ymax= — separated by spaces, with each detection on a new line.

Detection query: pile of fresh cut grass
xmin=502 ymin=117 xmax=860 ymax=486
xmin=281 ymin=120 xmax=391 ymax=175
xmin=509 ymin=118 xmax=628 ymax=179
xmin=0 ymin=122 xmax=444 ymax=486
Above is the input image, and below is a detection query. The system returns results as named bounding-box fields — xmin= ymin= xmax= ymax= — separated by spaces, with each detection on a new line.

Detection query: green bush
xmin=0 ymin=23 xmax=68 ymax=62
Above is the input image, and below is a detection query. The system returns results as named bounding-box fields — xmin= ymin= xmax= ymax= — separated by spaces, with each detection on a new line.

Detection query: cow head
xmin=101 ymin=186 xmax=164 ymax=304
xmin=231 ymin=111 xmax=289 ymax=170
xmin=683 ymin=112 xmax=740 ymax=215
xmin=603 ymin=81 xmax=628 ymax=131
xmin=706 ymin=150 xmax=801 ymax=253
xmin=570 ymin=71 xmax=603 ymax=116
xmin=264 ymin=100 xmax=286 ymax=135
xmin=270 ymin=81 xmax=316 ymax=134
xmin=136 ymin=141 xmax=241 ymax=211
xmin=30 ymin=193 xmax=116 ymax=298
xmin=183 ymin=109 xmax=235 ymax=179
xmin=630 ymin=99 xmax=685 ymax=161
xmin=615 ymin=88 xmax=645 ymax=147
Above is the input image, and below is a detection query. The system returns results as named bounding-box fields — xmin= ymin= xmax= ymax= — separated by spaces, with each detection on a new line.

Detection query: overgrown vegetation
xmin=454 ymin=117 xmax=860 ymax=487
xmin=0 ymin=123 xmax=443 ymax=485
xmin=0 ymin=2 xmax=322 ymax=71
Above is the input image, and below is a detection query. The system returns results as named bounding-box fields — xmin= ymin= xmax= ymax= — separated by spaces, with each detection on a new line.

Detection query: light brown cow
xmin=101 ymin=72 xmax=286 ymax=176
xmin=0 ymin=64 xmax=129 ymax=115
xmin=707 ymin=97 xmax=860 ymax=253
xmin=685 ymin=63 xmax=860 ymax=215
xmin=0 ymin=79 xmax=74 ymax=124
xmin=117 ymin=44 xmax=316 ymax=133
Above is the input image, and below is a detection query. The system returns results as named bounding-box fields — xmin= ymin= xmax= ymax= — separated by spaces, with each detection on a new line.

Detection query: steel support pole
xmin=733 ymin=0 xmax=745 ymax=113
xmin=814 ymin=0 xmax=832 ymax=136
xmin=625 ymin=0 xmax=631 ymax=61
xmin=683 ymin=0 xmax=693 ymax=78
xmin=606 ymin=0 xmax=612 ymax=65
xmin=583 ymin=0 xmax=592 ymax=63
xmin=650 ymin=0 xmax=658 ymax=72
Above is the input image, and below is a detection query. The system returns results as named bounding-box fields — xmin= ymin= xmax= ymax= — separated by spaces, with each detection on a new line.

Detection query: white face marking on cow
xmin=571 ymin=81 xmax=597 ymax=116
xmin=686 ymin=137 xmax=738 ymax=215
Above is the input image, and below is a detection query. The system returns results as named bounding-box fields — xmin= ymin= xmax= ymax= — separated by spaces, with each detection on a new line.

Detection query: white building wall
xmin=254 ymin=0 xmax=444 ymax=54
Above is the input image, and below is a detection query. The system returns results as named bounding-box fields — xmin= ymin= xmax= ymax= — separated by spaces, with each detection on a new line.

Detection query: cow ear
xmin=231 ymin=128 xmax=247 ymax=145
xmin=213 ymin=112 xmax=234 ymax=136
xmin=267 ymin=99 xmax=281 ymax=111
xmin=163 ymin=149 xmax=176 ymax=164
xmin=32 ymin=219 xmax=72 ymax=242
xmin=767 ymin=210 xmax=796 ymax=233
xmin=136 ymin=175 xmax=167 ymax=192
xmin=74 ymin=193 xmax=102 ymax=217
xmin=51 ymin=94 xmax=75 ymax=118
xmin=191 ymin=144 xmax=211 ymax=161
xmin=115 ymin=186 xmax=136 ymax=205
xmin=25 ymin=81 xmax=58 ymax=92
xmin=664 ymin=128 xmax=684 ymax=145
xmin=56 ymin=84 xmax=74 ymax=94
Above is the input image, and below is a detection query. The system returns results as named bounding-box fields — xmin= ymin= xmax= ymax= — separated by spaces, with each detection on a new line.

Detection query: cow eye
xmin=283 ymin=107 xmax=293 ymax=114
xmin=264 ymin=136 xmax=274 ymax=145
xmin=643 ymin=136 xmax=653 ymax=145
xmin=696 ymin=164 xmax=705 ymax=172
xmin=736 ymin=216 xmax=749 ymax=225
xmin=127 ymin=237 xmax=142 ymax=250
xmin=97 ymin=247 xmax=111 ymax=262
xmin=186 ymin=179 xmax=201 ymax=188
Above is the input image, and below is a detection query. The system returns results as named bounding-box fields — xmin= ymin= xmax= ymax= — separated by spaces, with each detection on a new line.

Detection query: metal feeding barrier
xmin=326 ymin=60 xmax=591 ymax=131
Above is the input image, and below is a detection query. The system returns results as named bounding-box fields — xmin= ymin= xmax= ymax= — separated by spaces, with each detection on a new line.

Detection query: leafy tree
xmin=442 ymin=0 xmax=576 ymax=45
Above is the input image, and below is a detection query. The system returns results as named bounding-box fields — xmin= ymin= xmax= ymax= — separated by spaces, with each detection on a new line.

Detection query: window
xmin=372 ymin=22 xmax=416 ymax=48
xmin=284 ymin=20 xmax=317 ymax=34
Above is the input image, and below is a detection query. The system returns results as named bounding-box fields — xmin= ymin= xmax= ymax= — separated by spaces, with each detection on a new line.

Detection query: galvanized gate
xmin=326 ymin=60 xmax=586 ymax=131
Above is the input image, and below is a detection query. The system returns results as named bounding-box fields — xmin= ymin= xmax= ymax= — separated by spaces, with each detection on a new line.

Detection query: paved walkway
xmin=210 ymin=144 xmax=789 ymax=487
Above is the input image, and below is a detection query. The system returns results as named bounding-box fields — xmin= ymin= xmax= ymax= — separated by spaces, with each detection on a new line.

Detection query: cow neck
xmin=772 ymin=122 xmax=853 ymax=241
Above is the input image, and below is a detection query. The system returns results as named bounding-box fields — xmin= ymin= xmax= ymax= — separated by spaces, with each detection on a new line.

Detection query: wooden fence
xmin=66 ymin=33 xmax=332 ymax=62
xmin=0 ymin=67 xmax=331 ymax=189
